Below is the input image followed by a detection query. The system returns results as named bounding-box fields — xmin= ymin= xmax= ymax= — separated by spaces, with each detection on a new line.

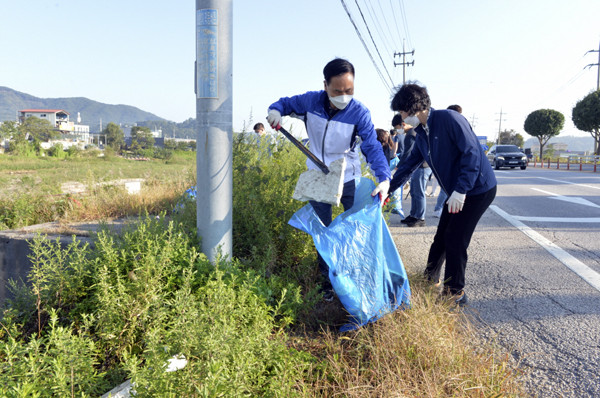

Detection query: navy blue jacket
xmin=389 ymin=109 xmax=496 ymax=196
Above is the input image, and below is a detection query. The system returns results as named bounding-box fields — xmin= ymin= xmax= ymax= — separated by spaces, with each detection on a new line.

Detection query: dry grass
xmin=294 ymin=275 xmax=526 ymax=398
xmin=58 ymin=176 xmax=192 ymax=222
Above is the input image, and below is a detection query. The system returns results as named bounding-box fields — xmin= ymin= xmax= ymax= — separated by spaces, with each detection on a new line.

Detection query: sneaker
xmin=400 ymin=215 xmax=417 ymax=224
xmin=406 ymin=218 xmax=426 ymax=227
xmin=453 ymin=291 xmax=468 ymax=306
xmin=433 ymin=209 xmax=442 ymax=218
xmin=391 ymin=208 xmax=403 ymax=216
xmin=438 ymin=289 xmax=468 ymax=307
xmin=322 ymin=289 xmax=335 ymax=302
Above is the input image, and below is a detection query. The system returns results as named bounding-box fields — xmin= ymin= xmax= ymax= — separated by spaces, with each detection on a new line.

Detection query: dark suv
xmin=487 ymin=145 xmax=528 ymax=170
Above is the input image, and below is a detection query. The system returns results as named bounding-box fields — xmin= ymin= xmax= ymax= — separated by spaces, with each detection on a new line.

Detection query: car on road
xmin=486 ymin=144 xmax=528 ymax=170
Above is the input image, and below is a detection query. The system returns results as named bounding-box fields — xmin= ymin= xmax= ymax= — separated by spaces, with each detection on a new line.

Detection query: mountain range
xmin=524 ymin=136 xmax=596 ymax=153
xmin=0 ymin=86 xmax=165 ymax=129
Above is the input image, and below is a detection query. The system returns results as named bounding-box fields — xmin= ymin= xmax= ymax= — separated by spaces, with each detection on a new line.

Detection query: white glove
xmin=267 ymin=109 xmax=282 ymax=130
xmin=371 ymin=179 xmax=390 ymax=202
xmin=447 ymin=191 xmax=466 ymax=213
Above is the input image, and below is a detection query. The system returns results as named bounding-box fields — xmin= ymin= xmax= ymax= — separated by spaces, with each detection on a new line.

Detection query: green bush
xmin=1 ymin=215 xmax=314 ymax=396
xmin=46 ymin=144 xmax=66 ymax=158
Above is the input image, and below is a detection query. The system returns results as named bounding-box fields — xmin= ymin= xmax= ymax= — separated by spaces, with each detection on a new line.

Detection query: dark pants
xmin=309 ymin=179 xmax=356 ymax=289
xmin=424 ymin=186 xmax=497 ymax=294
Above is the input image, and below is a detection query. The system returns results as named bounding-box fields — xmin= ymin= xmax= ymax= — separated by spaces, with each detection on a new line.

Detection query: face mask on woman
xmin=403 ymin=115 xmax=420 ymax=127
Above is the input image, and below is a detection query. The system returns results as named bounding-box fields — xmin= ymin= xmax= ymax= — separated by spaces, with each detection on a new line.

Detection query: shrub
xmin=2 ymin=216 xmax=314 ymax=396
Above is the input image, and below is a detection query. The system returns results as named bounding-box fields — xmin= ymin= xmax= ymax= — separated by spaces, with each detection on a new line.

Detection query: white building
xmin=18 ymin=109 xmax=90 ymax=143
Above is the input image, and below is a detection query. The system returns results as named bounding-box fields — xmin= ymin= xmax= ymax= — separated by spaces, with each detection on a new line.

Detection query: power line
xmin=352 ymin=0 xmax=395 ymax=88
xmin=340 ymin=0 xmax=392 ymax=92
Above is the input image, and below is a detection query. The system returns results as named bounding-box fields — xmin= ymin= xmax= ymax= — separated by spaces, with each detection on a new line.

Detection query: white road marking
xmin=490 ymin=205 xmax=600 ymax=292
xmin=531 ymin=188 xmax=600 ymax=209
xmin=512 ymin=216 xmax=600 ymax=223
xmin=535 ymin=176 xmax=600 ymax=190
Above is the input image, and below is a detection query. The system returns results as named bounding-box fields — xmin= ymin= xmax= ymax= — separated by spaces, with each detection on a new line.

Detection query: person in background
xmin=399 ymin=120 xmax=432 ymax=228
xmin=267 ymin=58 xmax=391 ymax=301
xmin=253 ymin=122 xmax=266 ymax=136
xmin=387 ymin=83 xmax=497 ymax=306
xmin=391 ymin=114 xmax=405 ymax=158
xmin=376 ymin=128 xmax=397 ymax=161
xmin=386 ymin=115 xmax=408 ymax=216
xmin=432 ymin=104 xmax=463 ymax=217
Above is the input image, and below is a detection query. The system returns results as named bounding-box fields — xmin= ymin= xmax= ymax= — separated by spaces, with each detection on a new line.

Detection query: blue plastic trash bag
xmin=175 ymin=186 xmax=197 ymax=211
xmin=288 ymin=177 xmax=411 ymax=331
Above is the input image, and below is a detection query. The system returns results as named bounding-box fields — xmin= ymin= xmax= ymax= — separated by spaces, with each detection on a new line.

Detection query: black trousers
xmin=309 ymin=179 xmax=356 ymax=289
xmin=424 ymin=186 xmax=497 ymax=294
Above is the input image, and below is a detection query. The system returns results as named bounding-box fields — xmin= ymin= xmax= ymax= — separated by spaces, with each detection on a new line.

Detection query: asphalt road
xmin=388 ymin=167 xmax=600 ymax=398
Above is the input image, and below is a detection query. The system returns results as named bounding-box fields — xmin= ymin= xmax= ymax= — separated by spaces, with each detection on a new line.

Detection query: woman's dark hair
xmin=390 ymin=83 xmax=431 ymax=114
xmin=323 ymin=58 xmax=355 ymax=84
xmin=376 ymin=128 xmax=393 ymax=147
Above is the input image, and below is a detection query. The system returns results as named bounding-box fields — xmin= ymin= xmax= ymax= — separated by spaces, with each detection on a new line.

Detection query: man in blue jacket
xmin=387 ymin=83 xmax=497 ymax=306
xmin=267 ymin=58 xmax=391 ymax=301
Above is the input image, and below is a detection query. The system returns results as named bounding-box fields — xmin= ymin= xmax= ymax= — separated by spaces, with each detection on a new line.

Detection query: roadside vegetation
xmin=0 ymin=134 xmax=525 ymax=396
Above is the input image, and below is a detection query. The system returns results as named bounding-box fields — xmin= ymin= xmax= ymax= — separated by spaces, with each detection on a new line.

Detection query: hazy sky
xmin=1 ymin=0 xmax=599 ymax=141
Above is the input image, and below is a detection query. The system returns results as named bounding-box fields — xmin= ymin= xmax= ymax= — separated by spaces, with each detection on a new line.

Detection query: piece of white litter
xmin=166 ymin=354 xmax=188 ymax=372
xmin=293 ymin=157 xmax=346 ymax=206
xmin=101 ymin=354 xmax=187 ymax=398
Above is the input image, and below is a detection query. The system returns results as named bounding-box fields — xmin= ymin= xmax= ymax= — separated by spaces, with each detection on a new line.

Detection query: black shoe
xmin=440 ymin=290 xmax=468 ymax=307
xmin=400 ymin=215 xmax=417 ymax=224
xmin=453 ymin=291 xmax=468 ymax=306
xmin=406 ymin=218 xmax=426 ymax=227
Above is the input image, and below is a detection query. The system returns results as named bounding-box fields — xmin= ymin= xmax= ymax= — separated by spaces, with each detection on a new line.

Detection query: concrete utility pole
xmin=195 ymin=0 xmax=233 ymax=262
xmin=393 ymin=40 xmax=415 ymax=84
xmin=495 ymin=108 xmax=506 ymax=145
xmin=584 ymin=40 xmax=600 ymax=91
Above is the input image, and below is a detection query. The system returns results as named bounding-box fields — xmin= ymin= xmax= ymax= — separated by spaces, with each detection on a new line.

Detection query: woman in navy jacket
xmin=388 ymin=83 xmax=497 ymax=306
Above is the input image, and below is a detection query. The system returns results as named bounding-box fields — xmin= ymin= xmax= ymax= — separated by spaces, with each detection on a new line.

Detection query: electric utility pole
xmin=195 ymin=0 xmax=233 ymax=262
xmin=584 ymin=40 xmax=600 ymax=90
xmin=470 ymin=114 xmax=478 ymax=129
xmin=495 ymin=108 xmax=506 ymax=145
xmin=393 ymin=40 xmax=415 ymax=84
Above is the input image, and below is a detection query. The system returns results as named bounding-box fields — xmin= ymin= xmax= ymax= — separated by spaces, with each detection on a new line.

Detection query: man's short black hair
xmin=390 ymin=83 xmax=431 ymax=115
xmin=447 ymin=104 xmax=462 ymax=113
xmin=391 ymin=114 xmax=403 ymax=127
xmin=253 ymin=122 xmax=264 ymax=130
xmin=323 ymin=58 xmax=355 ymax=84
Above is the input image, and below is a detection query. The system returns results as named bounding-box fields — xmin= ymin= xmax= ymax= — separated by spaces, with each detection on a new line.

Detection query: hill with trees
xmin=0 ymin=86 xmax=165 ymax=130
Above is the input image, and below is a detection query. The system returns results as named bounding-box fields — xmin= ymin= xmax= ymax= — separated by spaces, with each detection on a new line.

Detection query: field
xmin=0 ymin=151 xmax=196 ymax=229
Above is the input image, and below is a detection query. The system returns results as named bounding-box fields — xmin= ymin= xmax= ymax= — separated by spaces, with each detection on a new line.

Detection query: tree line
xmin=523 ymin=89 xmax=600 ymax=159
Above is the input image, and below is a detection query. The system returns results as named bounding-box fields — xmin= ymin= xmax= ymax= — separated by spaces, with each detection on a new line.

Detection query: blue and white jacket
xmin=389 ymin=108 xmax=496 ymax=196
xmin=269 ymin=91 xmax=391 ymax=184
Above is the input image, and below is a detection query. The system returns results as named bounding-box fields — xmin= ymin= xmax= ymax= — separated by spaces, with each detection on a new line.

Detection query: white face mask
xmin=329 ymin=95 xmax=353 ymax=110
xmin=403 ymin=115 xmax=420 ymax=127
